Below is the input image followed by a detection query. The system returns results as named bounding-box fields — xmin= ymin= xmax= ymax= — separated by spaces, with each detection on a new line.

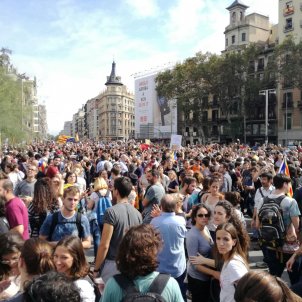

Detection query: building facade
xmin=224 ymin=0 xmax=271 ymax=52
xmin=98 ymin=62 xmax=135 ymax=141
xmin=277 ymin=0 xmax=302 ymax=145
xmin=85 ymin=97 xmax=99 ymax=140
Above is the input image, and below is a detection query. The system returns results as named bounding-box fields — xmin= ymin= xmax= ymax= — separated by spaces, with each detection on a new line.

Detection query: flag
xmin=57 ymin=135 xmax=75 ymax=144
xmin=278 ymin=158 xmax=293 ymax=197
xmin=140 ymin=143 xmax=149 ymax=151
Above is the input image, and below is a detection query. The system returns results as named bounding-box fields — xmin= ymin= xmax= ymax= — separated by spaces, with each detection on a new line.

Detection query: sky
xmin=0 ymin=0 xmax=278 ymax=135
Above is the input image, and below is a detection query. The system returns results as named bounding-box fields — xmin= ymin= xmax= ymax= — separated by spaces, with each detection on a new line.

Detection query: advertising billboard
xmin=135 ymin=73 xmax=177 ymax=139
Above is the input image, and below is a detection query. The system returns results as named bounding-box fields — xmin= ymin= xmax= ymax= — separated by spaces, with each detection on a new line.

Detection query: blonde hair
xmin=94 ymin=177 xmax=108 ymax=191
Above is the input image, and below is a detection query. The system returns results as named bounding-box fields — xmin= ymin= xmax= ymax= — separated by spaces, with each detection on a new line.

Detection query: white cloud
xmin=125 ymin=0 xmax=160 ymax=18
xmin=164 ymin=0 xmax=206 ymax=43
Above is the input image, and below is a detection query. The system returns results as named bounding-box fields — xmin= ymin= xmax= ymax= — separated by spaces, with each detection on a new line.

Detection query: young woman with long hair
xmin=216 ymin=223 xmax=249 ymax=302
xmin=28 ymin=178 xmax=57 ymax=238
xmin=53 ymin=236 xmax=95 ymax=302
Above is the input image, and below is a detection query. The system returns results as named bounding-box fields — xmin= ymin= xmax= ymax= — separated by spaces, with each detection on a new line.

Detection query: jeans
xmin=266 ymin=249 xmax=302 ymax=285
xmin=90 ymin=219 xmax=101 ymax=258
xmin=175 ymin=270 xmax=187 ymax=302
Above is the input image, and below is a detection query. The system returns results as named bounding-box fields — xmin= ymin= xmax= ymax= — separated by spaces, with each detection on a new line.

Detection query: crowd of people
xmin=0 ymin=140 xmax=302 ymax=301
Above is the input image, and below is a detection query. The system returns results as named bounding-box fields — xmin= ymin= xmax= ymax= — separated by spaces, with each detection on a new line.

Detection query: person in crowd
xmin=64 ymin=171 xmax=78 ymax=190
xmin=219 ymin=162 xmax=232 ymax=193
xmin=93 ymin=177 xmax=142 ymax=283
xmin=50 ymin=173 xmax=64 ymax=208
xmin=202 ymin=177 xmax=224 ymax=238
xmin=142 ymin=169 xmax=165 ymax=224
xmin=167 ymin=170 xmax=179 ymax=193
xmin=7 ymin=238 xmax=55 ymax=302
xmin=186 ymin=204 xmax=213 ymax=302
xmin=87 ymin=177 xmax=112 ymax=257
xmin=0 ymin=233 xmax=24 ymax=300
xmin=224 ymin=191 xmax=245 ymax=227
xmin=101 ymin=224 xmax=184 ymax=302
xmin=53 ymin=236 xmax=95 ymax=302
xmin=256 ymin=174 xmax=301 ymax=285
xmin=216 ymin=223 xmax=249 ymax=302
xmin=5 ymin=163 xmax=24 ymax=191
xmin=158 ymin=165 xmax=170 ymax=193
xmin=180 ymin=176 xmax=197 ymax=217
xmin=14 ymin=164 xmax=37 ymax=207
xmin=39 ymin=186 xmax=91 ymax=248
xmin=27 ymin=177 xmax=57 ymax=238
xmin=0 ymin=199 xmax=9 ymax=235
xmin=151 ymin=194 xmax=187 ymax=301
xmin=73 ymin=164 xmax=86 ymax=193
xmin=234 ymin=270 xmax=302 ymax=302
xmin=20 ymin=271 xmax=82 ymax=302
xmin=0 ymin=179 xmax=29 ymax=240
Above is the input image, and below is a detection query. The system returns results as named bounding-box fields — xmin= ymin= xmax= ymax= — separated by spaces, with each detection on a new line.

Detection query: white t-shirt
xmin=74 ymin=278 xmax=95 ymax=302
xmin=220 ymin=255 xmax=248 ymax=302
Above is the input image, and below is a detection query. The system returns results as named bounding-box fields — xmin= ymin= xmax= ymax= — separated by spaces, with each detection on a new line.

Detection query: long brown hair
xmin=235 ymin=270 xmax=302 ymax=302
xmin=21 ymin=238 xmax=54 ymax=275
xmin=215 ymin=223 xmax=249 ymax=266
xmin=54 ymin=236 xmax=89 ymax=280
xmin=32 ymin=178 xmax=56 ymax=213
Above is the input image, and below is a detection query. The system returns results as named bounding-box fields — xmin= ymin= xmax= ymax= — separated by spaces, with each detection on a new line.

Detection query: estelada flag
xmin=278 ymin=157 xmax=293 ymax=197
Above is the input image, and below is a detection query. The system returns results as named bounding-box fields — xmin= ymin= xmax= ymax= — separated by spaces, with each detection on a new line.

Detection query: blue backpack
xmin=95 ymin=190 xmax=112 ymax=225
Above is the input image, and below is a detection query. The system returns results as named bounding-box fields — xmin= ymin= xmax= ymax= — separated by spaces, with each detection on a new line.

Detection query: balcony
xmin=283 ymin=7 xmax=294 ymax=16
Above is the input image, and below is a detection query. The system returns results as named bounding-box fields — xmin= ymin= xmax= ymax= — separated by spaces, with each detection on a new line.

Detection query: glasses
xmin=197 ymin=214 xmax=210 ymax=218
xmin=28 ymin=168 xmax=36 ymax=172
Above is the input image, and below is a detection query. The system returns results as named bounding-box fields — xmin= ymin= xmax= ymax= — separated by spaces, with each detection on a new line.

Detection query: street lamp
xmin=259 ymin=89 xmax=276 ymax=145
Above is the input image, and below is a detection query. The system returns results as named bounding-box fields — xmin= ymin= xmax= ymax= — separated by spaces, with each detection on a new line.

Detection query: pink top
xmin=5 ymin=197 xmax=29 ymax=239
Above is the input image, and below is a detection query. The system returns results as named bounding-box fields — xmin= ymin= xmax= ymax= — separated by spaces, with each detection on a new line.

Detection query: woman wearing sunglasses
xmin=185 ymin=204 xmax=213 ymax=302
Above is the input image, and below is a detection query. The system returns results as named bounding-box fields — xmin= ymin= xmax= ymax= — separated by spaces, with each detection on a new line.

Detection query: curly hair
xmin=24 ymin=271 xmax=81 ymax=302
xmin=54 ymin=236 xmax=89 ymax=280
xmin=32 ymin=177 xmax=56 ymax=213
xmin=116 ymin=224 xmax=162 ymax=279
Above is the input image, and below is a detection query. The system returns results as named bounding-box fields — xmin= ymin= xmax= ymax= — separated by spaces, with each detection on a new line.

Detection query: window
xmin=284 ymin=112 xmax=292 ymax=130
xmin=240 ymin=11 xmax=243 ymax=21
xmin=232 ymin=35 xmax=235 ymax=44
xmin=226 ymin=38 xmax=228 ymax=47
xmin=285 ymin=18 xmax=293 ymax=31
xmin=232 ymin=12 xmax=236 ymax=23
xmin=242 ymin=32 xmax=246 ymax=41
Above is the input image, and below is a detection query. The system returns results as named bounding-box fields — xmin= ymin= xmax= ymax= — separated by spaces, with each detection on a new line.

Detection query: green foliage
xmin=0 ymin=48 xmax=32 ymax=143
xmin=276 ymin=36 xmax=302 ymax=90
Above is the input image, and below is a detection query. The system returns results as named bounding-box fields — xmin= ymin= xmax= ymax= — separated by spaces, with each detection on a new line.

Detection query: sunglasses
xmin=197 ymin=214 xmax=210 ymax=218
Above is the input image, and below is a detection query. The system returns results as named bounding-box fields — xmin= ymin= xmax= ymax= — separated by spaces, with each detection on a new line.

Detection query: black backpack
xmin=258 ymin=195 xmax=286 ymax=248
xmin=114 ymin=273 xmax=170 ymax=302
xmin=48 ymin=211 xmax=83 ymax=241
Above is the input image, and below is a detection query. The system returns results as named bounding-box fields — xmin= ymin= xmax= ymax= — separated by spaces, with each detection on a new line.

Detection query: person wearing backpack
xmin=39 ymin=186 xmax=91 ymax=248
xmin=101 ymin=224 xmax=184 ymax=302
xmin=256 ymin=174 xmax=302 ymax=285
xmin=93 ymin=177 xmax=142 ymax=284
xmin=87 ymin=177 xmax=112 ymax=257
